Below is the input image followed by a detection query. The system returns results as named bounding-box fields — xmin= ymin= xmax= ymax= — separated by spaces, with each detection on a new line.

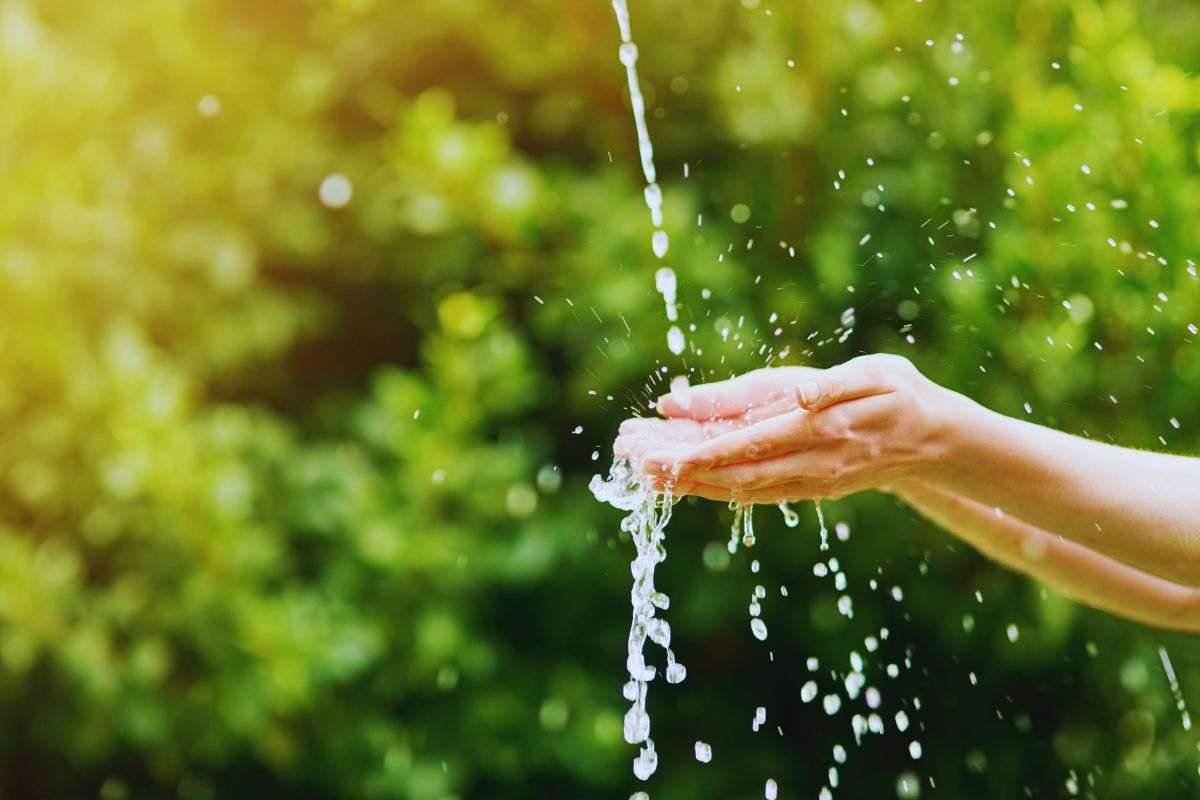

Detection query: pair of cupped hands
xmin=615 ymin=354 xmax=955 ymax=503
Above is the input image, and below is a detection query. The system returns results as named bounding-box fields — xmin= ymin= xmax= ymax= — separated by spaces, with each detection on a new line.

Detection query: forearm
xmin=894 ymin=479 xmax=1200 ymax=632
xmin=923 ymin=391 xmax=1200 ymax=585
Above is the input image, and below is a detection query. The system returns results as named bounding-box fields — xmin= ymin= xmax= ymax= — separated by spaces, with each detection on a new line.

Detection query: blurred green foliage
xmin=2 ymin=0 xmax=1200 ymax=797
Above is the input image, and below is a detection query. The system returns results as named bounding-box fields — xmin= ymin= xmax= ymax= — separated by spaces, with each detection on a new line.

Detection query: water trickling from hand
xmin=590 ymin=460 xmax=683 ymax=782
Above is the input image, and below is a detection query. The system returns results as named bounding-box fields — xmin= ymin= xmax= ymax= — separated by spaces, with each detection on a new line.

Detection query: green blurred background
xmin=3 ymin=0 xmax=1200 ymax=797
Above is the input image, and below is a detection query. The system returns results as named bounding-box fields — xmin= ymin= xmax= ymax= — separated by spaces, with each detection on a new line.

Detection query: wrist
xmin=910 ymin=384 xmax=989 ymax=487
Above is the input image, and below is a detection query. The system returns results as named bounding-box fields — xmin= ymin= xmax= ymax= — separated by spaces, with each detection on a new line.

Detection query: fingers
xmin=647 ymin=408 xmax=813 ymax=474
xmin=794 ymin=358 xmax=892 ymax=412
xmin=683 ymin=445 xmax=841 ymax=494
xmin=614 ymin=417 xmax=749 ymax=462
xmin=660 ymin=479 xmax=733 ymax=502
xmin=722 ymin=479 xmax=829 ymax=504
xmin=669 ymin=477 xmax=829 ymax=504
xmin=656 ymin=366 xmax=821 ymax=420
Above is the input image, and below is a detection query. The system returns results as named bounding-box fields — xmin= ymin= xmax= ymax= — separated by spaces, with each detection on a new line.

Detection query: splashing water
xmin=590 ymin=460 xmax=683 ymax=781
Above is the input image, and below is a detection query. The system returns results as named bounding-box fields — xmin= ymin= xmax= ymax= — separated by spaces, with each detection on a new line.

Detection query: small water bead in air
xmin=665 ymin=651 xmax=687 ymax=684
xmin=750 ymin=617 xmax=768 ymax=640
xmin=909 ymin=740 xmax=923 ymax=760
xmin=896 ymin=772 xmax=922 ymax=799
xmin=630 ymin=793 xmax=649 ymax=800
xmin=624 ymin=705 xmax=651 ymax=745
xmin=318 ymin=173 xmax=353 ymax=209
xmin=633 ymin=739 xmax=658 ymax=780
xmin=651 ymin=230 xmax=669 ymax=258
xmin=753 ymin=706 xmax=766 ymax=732
xmin=823 ymin=694 xmax=842 ymax=715
xmin=666 ymin=325 xmax=685 ymax=355
xmin=779 ymin=501 xmax=800 ymax=527
xmin=765 ymin=778 xmax=778 ymax=799
xmin=655 ymin=267 xmax=678 ymax=322
xmin=801 ymin=681 xmax=818 ymax=702
xmin=694 ymin=740 xmax=712 ymax=763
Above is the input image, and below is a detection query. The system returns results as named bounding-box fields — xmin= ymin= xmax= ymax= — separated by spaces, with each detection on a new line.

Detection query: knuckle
xmin=811 ymin=407 xmax=852 ymax=441
xmin=825 ymin=375 xmax=844 ymax=403
xmin=876 ymin=353 xmax=916 ymax=376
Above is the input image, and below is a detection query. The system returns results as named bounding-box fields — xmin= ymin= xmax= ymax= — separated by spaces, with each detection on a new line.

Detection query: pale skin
xmin=614 ymin=354 xmax=1200 ymax=632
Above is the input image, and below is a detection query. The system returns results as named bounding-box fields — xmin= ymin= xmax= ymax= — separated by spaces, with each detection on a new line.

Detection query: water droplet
xmin=624 ymin=705 xmax=650 ymax=744
xmin=666 ymin=325 xmax=685 ymax=354
xmin=651 ymin=230 xmax=669 ymax=258
xmin=633 ymin=739 xmax=658 ymax=780
xmin=318 ymin=173 xmax=353 ymax=208
xmin=896 ymin=771 xmax=922 ymax=798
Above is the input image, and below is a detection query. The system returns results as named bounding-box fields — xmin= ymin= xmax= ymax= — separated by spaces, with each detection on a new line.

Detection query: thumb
xmin=794 ymin=362 xmax=882 ymax=411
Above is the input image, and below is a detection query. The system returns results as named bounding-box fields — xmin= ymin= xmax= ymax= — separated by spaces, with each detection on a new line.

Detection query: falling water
xmin=590 ymin=460 xmax=684 ymax=782
xmin=1159 ymin=646 xmax=1193 ymax=731
xmin=610 ymin=0 xmax=685 ymax=355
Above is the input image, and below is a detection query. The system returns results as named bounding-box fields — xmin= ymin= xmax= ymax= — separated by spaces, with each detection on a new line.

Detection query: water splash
xmin=590 ymin=459 xmax=684 ymax=781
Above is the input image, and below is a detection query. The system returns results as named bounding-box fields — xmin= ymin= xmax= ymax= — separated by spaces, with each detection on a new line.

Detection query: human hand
xmin=614 ymin=355 xmax=963 ymax=503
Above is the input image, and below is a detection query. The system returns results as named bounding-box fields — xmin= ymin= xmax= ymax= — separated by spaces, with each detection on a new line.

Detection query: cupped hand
xmin=614 ymin=354 xmax=960 ymax=503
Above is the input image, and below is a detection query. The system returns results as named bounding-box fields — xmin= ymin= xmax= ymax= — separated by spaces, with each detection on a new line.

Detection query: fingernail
xmin=798 ymin=381 xmax=821 ymax=406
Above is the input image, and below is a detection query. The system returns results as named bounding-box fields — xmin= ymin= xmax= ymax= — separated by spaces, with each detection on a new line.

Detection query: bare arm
xmin=927 ymin=396 xmax=1200 ymax=586
xmin=893 ymin=478 xmax=1200 ymax=632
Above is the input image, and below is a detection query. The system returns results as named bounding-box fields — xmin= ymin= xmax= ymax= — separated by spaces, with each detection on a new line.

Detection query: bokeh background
xmin=3 ymin=0 xmax=1200 ymax=797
